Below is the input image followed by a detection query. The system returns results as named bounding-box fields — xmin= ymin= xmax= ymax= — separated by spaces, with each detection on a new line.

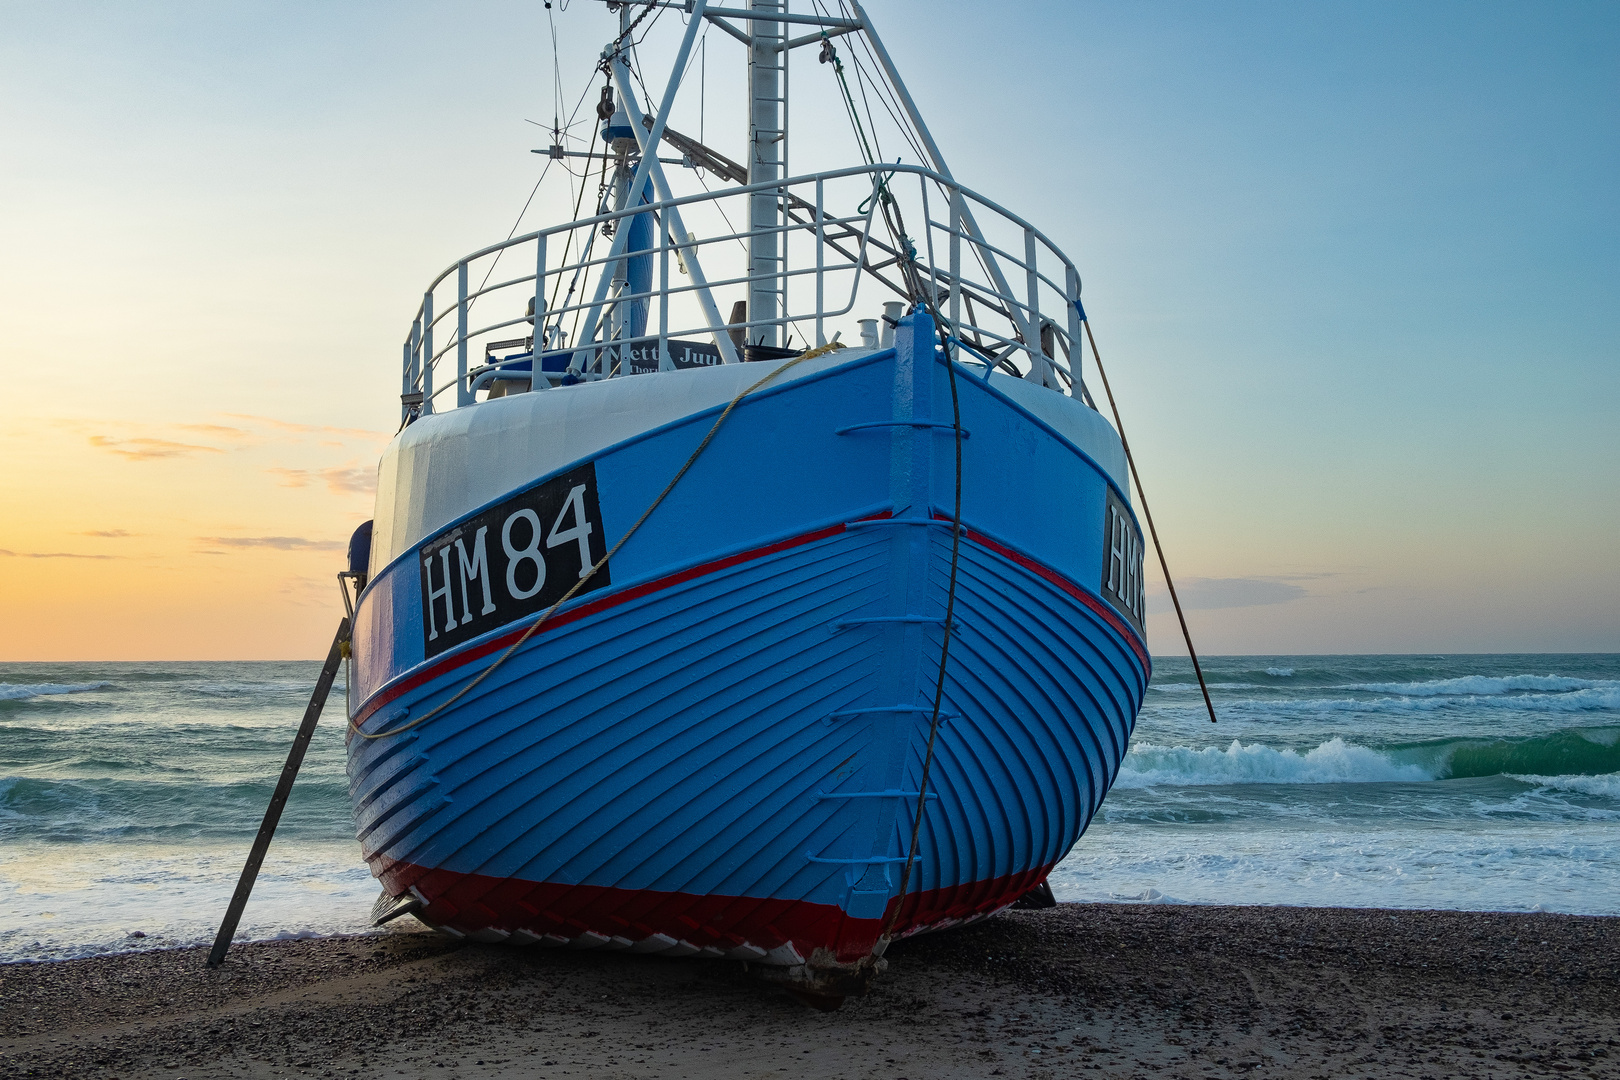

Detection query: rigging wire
xmin=548 ymin=1 xmax=564 ymax=138
xmin=428 ymin=8 xmax=600 ymax=387
xmin=563 ymin=145 xmax=615 ymax=351
xmin=845 ymin=20 xmax=929 ymax=166
xmin=689 ymin=167 xmax=751 ymax=256
xmin=1082 ymin=316 xmax=1218 ymax=726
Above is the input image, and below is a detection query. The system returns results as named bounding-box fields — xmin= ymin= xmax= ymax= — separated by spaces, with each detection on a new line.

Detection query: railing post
xmin=401 ymin=339 xmax=412 ymax=425
xmin=408 ymin=317 xmax=422 ymax=417
xmin=948 ymin=189 xmax=961 ymax=364
xmin=456 ymin=261 xmax=470 ymax=407
xmin=1023 ymin=227 xmax=1042 ymax=385
xmin=658 ymin=226 xmax=671 ymax=371
xmin=815 ymin=177 xmax=825 ymax=347
xmin=422 ymin=291 xmax=435 ymax=416
xmin=920 ymin=174 xmax=940 ymax=321
xmin=1066 ymin=264 xmax=1085 ymax=401
xmin=533 ymin=233 xmax=548 ymax=390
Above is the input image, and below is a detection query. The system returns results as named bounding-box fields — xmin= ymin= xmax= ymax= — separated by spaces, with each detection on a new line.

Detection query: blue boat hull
xmin=348 ymin=313 xmax=1149 ymax=981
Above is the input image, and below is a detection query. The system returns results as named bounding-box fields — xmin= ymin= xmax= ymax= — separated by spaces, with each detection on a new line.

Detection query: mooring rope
xmin=1081 ymin=314 xmax=1217 ymax=725
xmin=352 ymin=351 xmax=818 ymax=741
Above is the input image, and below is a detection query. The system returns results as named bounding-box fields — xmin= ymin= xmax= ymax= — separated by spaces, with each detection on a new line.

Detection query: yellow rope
xmin=351 ymin=351 xmax=819 ymax=741
xmin=796 ymin=340 xmax=847 ymax=361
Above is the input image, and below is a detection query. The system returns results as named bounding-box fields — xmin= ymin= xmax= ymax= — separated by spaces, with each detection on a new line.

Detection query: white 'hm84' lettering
xmin=423 ymin=484 xmax=596 ymax=642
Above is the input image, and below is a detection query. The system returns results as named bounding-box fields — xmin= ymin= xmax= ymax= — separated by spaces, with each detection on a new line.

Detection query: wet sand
xmin=2 ymin=904 xmax=1617 ymax=1079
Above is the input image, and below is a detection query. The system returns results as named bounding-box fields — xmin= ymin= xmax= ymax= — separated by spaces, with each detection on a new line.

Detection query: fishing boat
xmin=343 ymin=0 xmax=1150 ymax=1005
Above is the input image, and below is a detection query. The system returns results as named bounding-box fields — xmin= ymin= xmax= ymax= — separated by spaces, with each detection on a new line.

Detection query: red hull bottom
xmin=377 ymin=857 xmax=1053 ymax=971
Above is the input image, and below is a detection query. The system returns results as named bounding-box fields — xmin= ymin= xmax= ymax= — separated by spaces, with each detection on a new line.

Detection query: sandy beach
xmin=2 ymin=903 xmax=1616 ymax=1079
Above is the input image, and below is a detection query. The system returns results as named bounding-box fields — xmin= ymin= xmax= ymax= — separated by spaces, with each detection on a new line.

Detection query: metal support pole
xmin=1065 ymin=264 xmax=1084 ymax=399
xmin=1023 ymin=228 xmax=1042 ymax=384
xmin=457 ymin=261 xmax=470 ymax=406
xmin=421 ymin=291 xmax=435 ymax=415
xmin=207 ymin=618 xmax=351 ymax=968
xmin=533 ymin=233 xmax=549 ymax=390
xmin=575 ymin=5 xmax=727 ymax=362
xmin=948 ymin=190 xmax=961 ymax=360
xmin=815 ymin=177 xmax=826 ymax=347
xmin=611 ymin=55 xmax=740 ymax=364
xmin=409 ymin=318 xmax=421 ymax=392
xmin=747 ymin=0 xmax=784 ymax=348
xmin=401 ymin=339 xmax=412 ymax=424
xmin=848 ymin=0 xmax=1036 ymax=351
xmin=659 ymin=224 xmax=671 ymax=370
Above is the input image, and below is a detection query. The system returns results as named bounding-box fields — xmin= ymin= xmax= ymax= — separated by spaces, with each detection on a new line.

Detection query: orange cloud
xmin=1 ymin=549 xmax=118 ymax=560
xmin=89 ymin=436 xmax=225 ymax=460
xmin=266 ymin=463 xmax=376 ymax=495
xmin=198 ymin=536 xmax=345 ymax=551
xmin=222 ymin=413 xmax=386 ymax=441
xmin=174 ymin=423 xmax=251 ymax=439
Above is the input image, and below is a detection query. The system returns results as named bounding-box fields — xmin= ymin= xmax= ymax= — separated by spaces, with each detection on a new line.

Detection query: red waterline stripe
xmin=373 ymin=855 xmax=1057 ymax=963
xmin=352 ymin=513 xmax=891 ymax=730
xmin=936 ymin=514 xmax=1151 ymax=672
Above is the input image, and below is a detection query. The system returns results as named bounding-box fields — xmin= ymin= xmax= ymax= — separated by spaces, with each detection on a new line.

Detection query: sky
xmin=1 ymin=0 xmax=1616 ymax=660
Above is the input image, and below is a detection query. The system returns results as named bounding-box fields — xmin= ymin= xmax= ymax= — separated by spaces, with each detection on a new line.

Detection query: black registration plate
xmin=418 ymin=463 xmax=610 ymax=657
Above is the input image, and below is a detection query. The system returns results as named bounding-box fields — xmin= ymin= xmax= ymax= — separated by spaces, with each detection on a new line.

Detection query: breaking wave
xmin=1117 ymin=737 xmax=1429 ymax=788
xmin=1117 ymin=728 xmax=1620 ymax=789
xmin=1233 ymin=687 xmax=1620 ymax=715
xmin=1508 ymin=772 xmax=1620 ymax=800
xmin=0 ymin=682 xmax=111 ymax=702
xmin=1265 ymin=667 xmax=1295 ymax=677
xmin=1340 ymin=675 xmax=1616 ymax=697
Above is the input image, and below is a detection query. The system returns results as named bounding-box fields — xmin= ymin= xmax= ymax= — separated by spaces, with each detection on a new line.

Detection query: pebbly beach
xmin=3 ymin=902 xmax=1617 ymax=1080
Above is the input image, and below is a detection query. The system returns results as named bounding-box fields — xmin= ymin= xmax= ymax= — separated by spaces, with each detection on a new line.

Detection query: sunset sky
xmin=2 ymin=0 xmax=1615 ymax=660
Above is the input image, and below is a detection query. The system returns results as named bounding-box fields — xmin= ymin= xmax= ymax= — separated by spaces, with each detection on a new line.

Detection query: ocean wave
xmin=0 ymin=682 xmax=111 ymax=702
xmin=1339 ymin=675 xmax=1616 ymax=697
xmin=1151 ymin=682 xmax=1261 ymax=692
xmin=1232 ymin=687 xmax=1620 ymax=715
xmin=1507 ymin=772 xmax=1620 ymax=800
xmin=1116 ymin=737 xmax=1433 ymax=788
xmin=0 ymin=775 xmax=352 ymax=843
xmin=1265 ymin=667 xmax=1294 ymax=677
xmin=1116 ymin=729 xmax=1620 ymax=789
xmin=187 ymin=682 xmax=308 ymax=698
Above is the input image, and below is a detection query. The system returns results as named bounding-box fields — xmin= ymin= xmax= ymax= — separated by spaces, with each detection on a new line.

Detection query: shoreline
xmin=3 ymin=903 xmax=1617 ymax=1079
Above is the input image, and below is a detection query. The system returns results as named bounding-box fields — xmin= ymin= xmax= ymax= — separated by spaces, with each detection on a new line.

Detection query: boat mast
xmin=747 ymin=0 xmax=785 ymax=348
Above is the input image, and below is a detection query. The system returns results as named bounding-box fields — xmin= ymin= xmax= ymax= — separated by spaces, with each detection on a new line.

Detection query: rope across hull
xmin=348 ymin=314 xmax=1149 ymax=990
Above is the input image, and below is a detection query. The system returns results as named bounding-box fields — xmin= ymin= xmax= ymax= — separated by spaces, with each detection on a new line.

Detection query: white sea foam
xmin=1052 ymin=821 xmax=1620 ymax=916
xmin=0 ymin=682 xmax=111 ymax=702
xmin=1109 ymin=887 xmax=1189 ymax=905
xmin=1115 ymin=737 xmax=1432 ymax=789
xmin=1265 ymin=667 xmax=1295 ymax=677
xmin=1507 ymin=772 xmax=1620 ymax=800
xmin=1232 ymin=687 xmax=1620 ymax=715
xmin=0 ymin=839 xmax=383 ymax=963
xmin=1341 ymin=675 xmax=1616 ymax=697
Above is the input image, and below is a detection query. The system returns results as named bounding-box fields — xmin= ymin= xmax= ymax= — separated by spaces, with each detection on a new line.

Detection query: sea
xmin=2 ymin=654 xmax=1617 ymax=964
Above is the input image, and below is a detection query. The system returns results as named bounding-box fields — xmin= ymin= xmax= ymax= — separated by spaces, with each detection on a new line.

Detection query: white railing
xmin=398 ymin=163 xmax=1093 ymax=423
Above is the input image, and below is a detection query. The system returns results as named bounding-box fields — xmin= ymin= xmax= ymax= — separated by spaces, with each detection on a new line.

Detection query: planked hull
xmin=347 ymin=313 xmax=1149 ymax=992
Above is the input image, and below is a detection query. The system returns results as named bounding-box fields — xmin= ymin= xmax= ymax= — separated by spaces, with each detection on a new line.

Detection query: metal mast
xmin=747 ymin=0 xmax=785 ymax=348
